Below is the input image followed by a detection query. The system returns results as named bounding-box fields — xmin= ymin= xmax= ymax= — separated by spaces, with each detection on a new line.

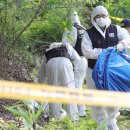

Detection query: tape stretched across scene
xmin=110 ymin=16 xmax=123 ymax=22
xmin=0 ymin=80 xmax=130 ymax=108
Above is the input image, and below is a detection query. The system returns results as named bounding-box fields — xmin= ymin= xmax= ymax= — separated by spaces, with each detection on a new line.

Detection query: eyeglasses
xmin=95 ymin=14 xmax=108 ymax=19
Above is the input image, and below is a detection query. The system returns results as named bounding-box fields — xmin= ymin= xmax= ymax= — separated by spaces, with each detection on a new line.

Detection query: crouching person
xmin=38 ymin=42 xmax=80 ymax=120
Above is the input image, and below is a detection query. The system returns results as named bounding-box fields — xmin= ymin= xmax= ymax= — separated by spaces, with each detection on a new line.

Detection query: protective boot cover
xmin=92 ymin=48 xmax=130 ymax=92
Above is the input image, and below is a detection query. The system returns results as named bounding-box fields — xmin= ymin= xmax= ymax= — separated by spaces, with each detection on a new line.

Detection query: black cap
xmin=121 ymin=19 xmax=130 ymax=28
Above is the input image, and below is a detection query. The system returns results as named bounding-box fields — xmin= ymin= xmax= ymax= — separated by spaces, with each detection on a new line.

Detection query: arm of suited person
xmin=81 ymin=31 xmax=103 ymax=59
xmin=38 ymin=55 xmax=47 ymax=84
xmin=66 ymin=43 xmax=80 ymax=70
xmin=116 ymin=25 xmax=130 ymax=49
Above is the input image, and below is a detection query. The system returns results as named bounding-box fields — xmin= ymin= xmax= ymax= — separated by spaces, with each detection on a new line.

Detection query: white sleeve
xmin=116 ymin=25 xmax=130 ymax=47
xmin=62 ymin=27 xmax=77 ymax=47
xmin=81 ymin=31 xmax=102 ymax=59
xmin=38 ymin=55 xmax=47 ymax=84
xmin=65 ymin=43 xmax=80 ymax=65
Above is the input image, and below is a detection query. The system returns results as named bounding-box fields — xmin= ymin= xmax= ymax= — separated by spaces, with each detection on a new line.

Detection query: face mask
xmin=96 ymin=18 xmax=107 ymax=27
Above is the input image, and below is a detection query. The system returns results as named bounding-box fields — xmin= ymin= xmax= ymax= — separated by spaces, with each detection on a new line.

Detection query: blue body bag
xmin=92 ymin=48 xmax=130 ymax=92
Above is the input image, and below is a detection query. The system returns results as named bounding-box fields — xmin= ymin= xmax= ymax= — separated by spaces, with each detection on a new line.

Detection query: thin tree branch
xmin=11 ymin=0 xmax=47 ymax=45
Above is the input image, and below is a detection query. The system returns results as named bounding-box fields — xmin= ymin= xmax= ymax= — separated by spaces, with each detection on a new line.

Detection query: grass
xmin=42 ymin=108 xmax=97 ymax=130
xmin=118 ymin=115 xmax=130 ymax=130
xmin=42 ymin=108 xmax=130 ymax=130
xmin=0 ymin=108 xmax=130 ymax=130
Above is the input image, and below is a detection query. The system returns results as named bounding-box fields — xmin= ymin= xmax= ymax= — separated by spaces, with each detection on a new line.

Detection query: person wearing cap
xmin=120 ymin=19 xmax=130 ymax=116
xmin=121 ymin=19 xmax=130 ymax=34
xmin=38 ymin=42 xmax=80 ymax=120
xmin=121 ymin=19 xmax=130 ymax=55
xmin=62 ymin=10 xmax=87 ymax=118
xmin=81 ymin=5 xmax=130 ymax=130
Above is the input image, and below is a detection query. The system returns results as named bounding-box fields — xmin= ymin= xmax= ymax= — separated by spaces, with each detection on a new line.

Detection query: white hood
xmin=70 ymin=11 xmax=81 ymax=25
xmin=91 ymin=6 xmax=111 ymax=38
xmin=70 ymin=10 xmax=85 ymax=29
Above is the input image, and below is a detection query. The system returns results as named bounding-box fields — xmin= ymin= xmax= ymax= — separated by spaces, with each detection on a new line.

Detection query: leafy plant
xmin=106 ymin=0 xmax=130 ymax=23
xmin=42 ymin=107 xmax=97 ymax=130
xmin=4 ymin=101 xmax=45 ymax=130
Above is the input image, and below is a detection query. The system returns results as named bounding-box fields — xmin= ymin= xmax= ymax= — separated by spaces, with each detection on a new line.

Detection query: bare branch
xmin=11 ymin=0 xmax=47 ymax=45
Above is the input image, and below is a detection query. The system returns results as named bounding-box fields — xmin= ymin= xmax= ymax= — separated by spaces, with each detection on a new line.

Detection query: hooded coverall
xmin=62 ymin=11 xmax=87 ymax=117
xmin=38 ymin=42 xmax=80 ymax=120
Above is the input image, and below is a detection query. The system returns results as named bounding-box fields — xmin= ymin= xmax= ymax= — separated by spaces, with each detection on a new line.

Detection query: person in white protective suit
xmin=62 ymin=11 xmax=87 ymax=117
xmin=81 ymin=6 xmax=130 ymax=130
xmin=38 ymin=42 xmax=80 ymax=120
xmin=119 ymin=19 xmax=130 ymax=116
xmin=121 ymin=19 xmax=130 ymax=55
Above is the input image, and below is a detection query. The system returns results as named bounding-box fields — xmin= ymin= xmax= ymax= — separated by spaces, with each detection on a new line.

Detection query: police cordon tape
xmin=110 ymin=16 xmax=123 ymax=22
xmin=0 ymin=80 xmax=130 ymax=108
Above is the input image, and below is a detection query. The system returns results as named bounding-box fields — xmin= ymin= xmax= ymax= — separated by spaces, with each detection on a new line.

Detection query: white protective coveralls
xmin=81 ymin=6 xmax=130 ymax=130
xmin=126 ymin=41 xmax=130 ymax=55
xmin=121 ymin=19 xmax=130 ymax=55
xmin=124 ymin=29 xmax=130 ymax=55
xmin=38 ymin=42 xmax=80 ymax=120
xmin=62 ymin=11 xmax=87 ymax=117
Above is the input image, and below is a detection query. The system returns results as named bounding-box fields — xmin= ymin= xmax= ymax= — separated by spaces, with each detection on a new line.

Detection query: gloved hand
xmin=117 ymin=42 xmax=124 ymax=52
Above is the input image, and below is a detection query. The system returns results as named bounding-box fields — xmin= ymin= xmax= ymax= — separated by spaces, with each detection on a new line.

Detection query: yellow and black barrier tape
xmin=0 ymin=80 xmax=130 ymax=108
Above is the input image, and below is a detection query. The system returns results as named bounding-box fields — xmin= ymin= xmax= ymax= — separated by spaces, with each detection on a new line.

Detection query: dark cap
xmin=121 ymin=19 xmax=130 ymax=28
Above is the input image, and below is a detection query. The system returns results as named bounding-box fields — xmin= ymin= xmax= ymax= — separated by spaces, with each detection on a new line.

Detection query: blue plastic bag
xmin=92 ymin=48 xmax=130 ymax=92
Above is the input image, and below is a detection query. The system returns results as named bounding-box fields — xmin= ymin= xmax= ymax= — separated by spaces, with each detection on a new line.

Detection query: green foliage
xmin=22 ymin=10 xmax=65 ymax=47
xmin=43 ymin=108 xmax=97 ymax=130
xmin=0 ymin=123 xmax=19 ymax=130
xmin=106 ymin=0 xmax=130 ymax=21
xmin=4 ymin=101 xmax=45 ymax=130
xmin=43 ymin=116 xmax=96 ymax=130
xmin=0 ymin=0 xmax=39 ymax=42
xmin=7 ymin=123 xmax=19 ymax=130
xmin=118 ymin=115 xmax=130 ymax=130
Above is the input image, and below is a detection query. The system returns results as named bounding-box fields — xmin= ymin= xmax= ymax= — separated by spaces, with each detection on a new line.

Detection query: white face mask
xmin=96 ymin=18 xmax=107 ymax=27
